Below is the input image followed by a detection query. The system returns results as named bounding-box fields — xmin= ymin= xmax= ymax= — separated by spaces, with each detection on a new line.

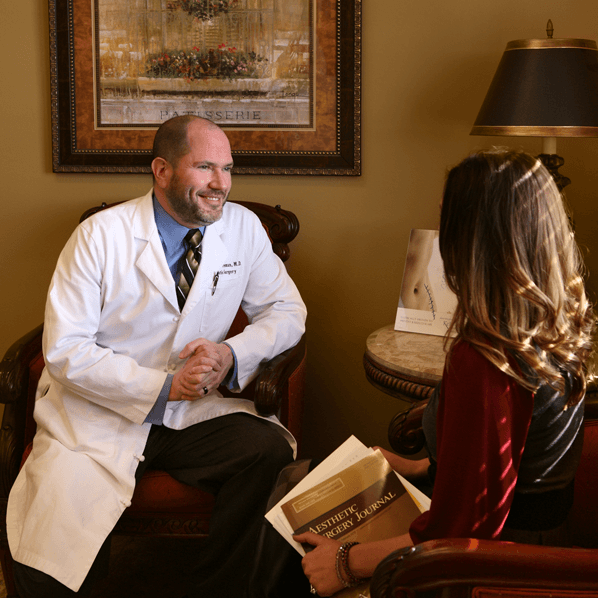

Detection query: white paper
xmin=395 ymin=472 xmax=431 ymax=512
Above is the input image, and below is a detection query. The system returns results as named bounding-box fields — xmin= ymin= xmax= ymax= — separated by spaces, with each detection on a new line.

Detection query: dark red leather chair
xmin=0 ymin=201 xmax=306 ymax=597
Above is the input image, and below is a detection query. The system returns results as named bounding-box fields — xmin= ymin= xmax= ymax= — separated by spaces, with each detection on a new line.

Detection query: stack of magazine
xmin=266 ymin=436 xmax=431 ymax=598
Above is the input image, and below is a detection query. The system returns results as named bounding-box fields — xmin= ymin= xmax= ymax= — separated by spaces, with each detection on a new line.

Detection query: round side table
xmin=363 ymin=325 xmax=446 ymax=402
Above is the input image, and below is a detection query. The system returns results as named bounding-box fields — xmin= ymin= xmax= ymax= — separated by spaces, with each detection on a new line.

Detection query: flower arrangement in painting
xmin=146 ymin=44 xmax=268 ymax=81
xmin=165 ymin=0 xmax=237 ymax=22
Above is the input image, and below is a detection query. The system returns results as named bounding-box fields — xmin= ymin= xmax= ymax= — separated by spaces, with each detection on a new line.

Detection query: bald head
xmin=152 ymin=115 xmax=222 ymax=169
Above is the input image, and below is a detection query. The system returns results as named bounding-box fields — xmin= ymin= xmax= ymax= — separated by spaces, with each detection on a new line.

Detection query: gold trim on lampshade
xmin=506 ymin=38 xmax=597 ymax=50
xmin=471 ymin=126 xmax=598 ymax=137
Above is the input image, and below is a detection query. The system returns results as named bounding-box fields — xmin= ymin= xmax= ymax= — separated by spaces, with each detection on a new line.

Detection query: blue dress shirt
xmin=145 ymin=196 xmax=238 ymax=424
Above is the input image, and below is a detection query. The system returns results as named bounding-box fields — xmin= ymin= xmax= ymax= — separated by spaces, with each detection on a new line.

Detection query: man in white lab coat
xmin=7 ymin=116 xmax=307 ymax=597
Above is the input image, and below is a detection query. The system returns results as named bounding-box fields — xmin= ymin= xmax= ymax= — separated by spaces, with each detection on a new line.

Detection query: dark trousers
xmin=14 ymin=413 xmax=294 ymax=598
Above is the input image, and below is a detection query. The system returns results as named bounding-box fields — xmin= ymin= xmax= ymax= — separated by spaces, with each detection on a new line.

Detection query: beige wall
xmin=3 ymin=0 xmax=598 ymax=459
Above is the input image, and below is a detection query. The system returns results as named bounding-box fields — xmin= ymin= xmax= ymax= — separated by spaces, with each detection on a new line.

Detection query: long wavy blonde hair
xmin=439 ymin=148 xmax=594 ymax=405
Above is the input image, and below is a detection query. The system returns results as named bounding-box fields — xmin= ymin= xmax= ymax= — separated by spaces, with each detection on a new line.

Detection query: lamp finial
xmin=546 ymin=19 xmax=554 ymax=39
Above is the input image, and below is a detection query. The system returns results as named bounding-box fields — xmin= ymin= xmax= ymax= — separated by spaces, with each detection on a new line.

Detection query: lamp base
xmin=537 ymin=153 xmax=571 ymax=191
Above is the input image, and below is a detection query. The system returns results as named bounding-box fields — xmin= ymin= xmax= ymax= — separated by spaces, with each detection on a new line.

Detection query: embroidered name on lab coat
xmin=218 ymin=261 xmax=242 ymax=276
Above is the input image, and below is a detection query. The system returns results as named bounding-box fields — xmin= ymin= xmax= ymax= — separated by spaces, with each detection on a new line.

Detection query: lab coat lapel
xmin=133 ymin=194 xmax=179 ymax=311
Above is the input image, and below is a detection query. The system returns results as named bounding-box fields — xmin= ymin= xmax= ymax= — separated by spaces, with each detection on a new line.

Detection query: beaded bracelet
xmin=335 ymin=542 xmax=365 ymax=588
xmin=335 ymin=543 xmax=350 ymax=588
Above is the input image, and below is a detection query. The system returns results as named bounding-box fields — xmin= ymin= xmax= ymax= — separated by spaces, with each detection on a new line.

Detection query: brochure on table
xmin=395 ymin=229 xmax=457 ymax=337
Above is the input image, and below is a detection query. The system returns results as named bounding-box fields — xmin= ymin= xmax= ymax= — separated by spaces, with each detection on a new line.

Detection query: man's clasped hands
xmin=168 ymin=339 xmax=234 ymax=401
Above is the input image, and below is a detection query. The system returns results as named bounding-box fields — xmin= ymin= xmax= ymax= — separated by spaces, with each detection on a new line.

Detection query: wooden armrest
xmin=253 ymin=336 xmax=306 ymax=417
xmin=371 ymin=538 xmax=598 ymax=598
xmin=0 ymin=324 xmax=44 ymax=406
xmin=388 ymin=399 xmax=428 ymax=455
xmin=0 ymin=324 xmax=44 ymax=498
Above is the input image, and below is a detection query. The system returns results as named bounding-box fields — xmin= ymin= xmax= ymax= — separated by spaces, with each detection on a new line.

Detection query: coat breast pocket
xmin=212 ymin=266 xmax=241 ymax=288
xmin=201 ymin=269 xmax=247 ymax=336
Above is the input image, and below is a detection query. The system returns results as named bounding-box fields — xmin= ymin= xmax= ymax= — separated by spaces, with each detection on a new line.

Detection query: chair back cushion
xmin=127 ymin=469 xmax=215 ymax=514
xmin=569 ymin=403 xmax=598 ymax=548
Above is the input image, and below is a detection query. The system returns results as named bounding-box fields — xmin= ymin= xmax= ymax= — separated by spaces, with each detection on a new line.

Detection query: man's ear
xmin=152 ymin=157 xmax=171 ymax=188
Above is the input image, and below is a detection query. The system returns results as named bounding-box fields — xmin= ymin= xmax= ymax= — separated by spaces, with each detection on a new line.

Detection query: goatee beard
xmin=166 ymin=190 xmax=227 ymax=226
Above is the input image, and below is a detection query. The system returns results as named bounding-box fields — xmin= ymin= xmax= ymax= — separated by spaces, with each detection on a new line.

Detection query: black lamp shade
xmin=471 ymin=39 xmax=598 ymax=137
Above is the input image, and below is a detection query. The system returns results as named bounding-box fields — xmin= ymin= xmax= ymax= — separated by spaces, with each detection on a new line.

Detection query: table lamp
xmin=470 ymin=20 xmax=598 ymax=190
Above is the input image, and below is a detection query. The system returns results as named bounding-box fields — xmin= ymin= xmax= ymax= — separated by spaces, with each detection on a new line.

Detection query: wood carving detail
xmin=388 ymin=401 xmax=429 ymax=456
xmin=369 ymin=546 xmax=417 ymax=598
xmin=363 ymin=356 xmax=434 ymax=402
xmin=114 ymin=516 xmax=210 ymax=537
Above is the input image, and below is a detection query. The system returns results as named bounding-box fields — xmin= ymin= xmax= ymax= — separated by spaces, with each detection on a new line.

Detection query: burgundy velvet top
xmin=409 ymin=340 xmax=534 ymax=543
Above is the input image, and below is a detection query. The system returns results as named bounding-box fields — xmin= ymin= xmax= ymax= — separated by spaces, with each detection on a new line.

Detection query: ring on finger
xmin=203 ymin=387 xmax=209 ymax=395
xmin=310 ymin=585 xmax=317 ymax=595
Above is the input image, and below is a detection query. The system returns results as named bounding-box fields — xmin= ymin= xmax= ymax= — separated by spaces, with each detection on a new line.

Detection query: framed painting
xmin=49 ymin=0 xmax=361 ymax=175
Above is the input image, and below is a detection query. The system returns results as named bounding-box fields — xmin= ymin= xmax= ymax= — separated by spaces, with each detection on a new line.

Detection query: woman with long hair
xmin=295 ymin=149 xmax=595 ymax=596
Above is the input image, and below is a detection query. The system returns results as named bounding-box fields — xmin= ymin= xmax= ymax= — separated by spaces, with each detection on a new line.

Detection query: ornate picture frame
xmin=49 ymin=0 xmax=361 ymax=175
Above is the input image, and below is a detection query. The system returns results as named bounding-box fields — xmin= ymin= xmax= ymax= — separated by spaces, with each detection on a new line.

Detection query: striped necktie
xmin=176 ymin=229 xmax=203 ymax=310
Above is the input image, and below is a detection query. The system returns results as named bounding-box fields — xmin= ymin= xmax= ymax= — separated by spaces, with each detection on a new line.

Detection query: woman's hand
xmin=293 ymin=532 xmax=343 ymax=596
xmin=294 ymin=531 xmax=414 ymax=595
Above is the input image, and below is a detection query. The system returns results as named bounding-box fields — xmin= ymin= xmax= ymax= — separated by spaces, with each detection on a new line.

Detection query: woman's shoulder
xmin=448 ymin=339 xmax=492 ymax=369
xmin=446 ymin=339 xmax=517 ymax=391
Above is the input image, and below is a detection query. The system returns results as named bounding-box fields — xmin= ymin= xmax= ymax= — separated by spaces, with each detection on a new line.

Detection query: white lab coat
xmin=6 ymin=192 xmax=306 ymax=591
